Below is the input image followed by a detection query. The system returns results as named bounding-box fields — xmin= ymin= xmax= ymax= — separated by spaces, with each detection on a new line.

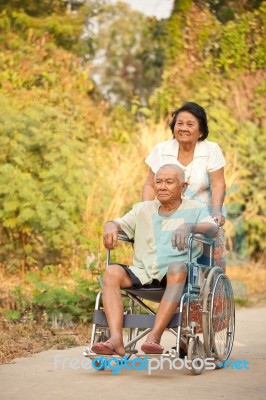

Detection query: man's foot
xmin=141 ymin=342 xmax=164 ymax=354
xmin=91 ymin=341 xmax=125 ymax=357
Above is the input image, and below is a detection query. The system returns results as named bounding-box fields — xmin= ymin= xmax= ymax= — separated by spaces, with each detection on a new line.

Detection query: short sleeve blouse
xmin=145 ymin=139 xmax=226 ymax=205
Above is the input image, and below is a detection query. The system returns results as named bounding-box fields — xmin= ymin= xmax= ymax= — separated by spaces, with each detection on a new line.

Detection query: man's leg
xmin=100 ymin=265 xmax=132 ymax=356
xmin=144 ymin=262 xmax=187 ymax=345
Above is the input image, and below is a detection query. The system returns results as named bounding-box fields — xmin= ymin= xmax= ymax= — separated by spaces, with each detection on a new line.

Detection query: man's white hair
xmin=155 ymin=164 xmax=185 ymax=183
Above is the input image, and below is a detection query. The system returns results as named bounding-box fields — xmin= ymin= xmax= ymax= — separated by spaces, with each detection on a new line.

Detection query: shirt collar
xmin=163 ymin=139 xmax=209 ymax=157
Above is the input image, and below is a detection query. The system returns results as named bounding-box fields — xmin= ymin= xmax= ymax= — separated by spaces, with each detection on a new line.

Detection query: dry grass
xmin=226 ymin=261 xmax=266 ymax=305
xmin=84 ymin=121 xmax=169 ymax=238
xmin=0 ymin=267 xmax=94 ymax=364
xmin=0 ymin=318 xmax=90 ymax=364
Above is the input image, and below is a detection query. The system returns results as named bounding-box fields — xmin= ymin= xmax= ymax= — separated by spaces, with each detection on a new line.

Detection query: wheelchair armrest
xmin=188 ymin=233 xmax=215 ymax=267
xmin=106 ymin=231 xmax=134 ymax=267
xmin=118 ymin=231 xmax=134 ymax=243
xmin=188 ymin=233 xmax=214 ymax=247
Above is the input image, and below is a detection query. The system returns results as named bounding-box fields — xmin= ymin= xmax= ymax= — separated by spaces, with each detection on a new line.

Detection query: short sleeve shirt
xmin=114 ymin=199 xmax=216 ymax=285
xmin=145 ymin=139 xmax=226 ymax=205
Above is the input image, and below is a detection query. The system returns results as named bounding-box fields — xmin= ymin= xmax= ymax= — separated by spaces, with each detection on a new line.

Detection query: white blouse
xmin=145 ymin=139 xmax=226 ymax=205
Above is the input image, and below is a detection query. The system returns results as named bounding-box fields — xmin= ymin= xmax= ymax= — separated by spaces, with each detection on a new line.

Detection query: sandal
xmin=141 ymin=342 xmax=164 ymax=354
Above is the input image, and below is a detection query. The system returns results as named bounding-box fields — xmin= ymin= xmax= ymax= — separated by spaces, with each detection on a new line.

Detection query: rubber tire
xmin=202 ymin=267 xmax=224 ymax=358
xmin=187 ymin=337 xmax=205 ymax=375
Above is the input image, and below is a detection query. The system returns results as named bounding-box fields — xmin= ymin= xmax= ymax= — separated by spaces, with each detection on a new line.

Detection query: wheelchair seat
xmin=125 ymin=287 xmax=164 ymax=303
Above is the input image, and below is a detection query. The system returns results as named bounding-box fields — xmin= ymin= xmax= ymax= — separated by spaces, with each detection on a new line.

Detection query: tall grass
xmin=84 ymin=121 xmax=170 ymax=238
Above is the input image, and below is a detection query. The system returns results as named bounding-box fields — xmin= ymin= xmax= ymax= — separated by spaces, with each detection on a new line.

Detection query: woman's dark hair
xmin=169 ymin=102 xmax=209 ymax=141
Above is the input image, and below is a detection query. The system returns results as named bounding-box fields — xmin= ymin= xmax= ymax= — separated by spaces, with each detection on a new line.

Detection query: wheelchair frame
xmin=84 ymin=232 xmax=235 ymax=375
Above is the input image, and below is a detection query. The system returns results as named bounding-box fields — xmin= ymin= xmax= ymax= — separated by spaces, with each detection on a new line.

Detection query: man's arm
xmin=171 ymin=222 xmax=219 ymax=252
xmin=103 ymin=221 xmax=122 ymax=250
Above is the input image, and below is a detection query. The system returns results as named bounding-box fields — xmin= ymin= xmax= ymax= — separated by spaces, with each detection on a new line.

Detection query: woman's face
xmin=173 ymin=111 xmax=201 ymax=145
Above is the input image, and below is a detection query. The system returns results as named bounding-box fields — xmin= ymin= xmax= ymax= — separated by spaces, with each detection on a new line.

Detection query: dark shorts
xmin=114 ymin=263 xmax=167 ymax=289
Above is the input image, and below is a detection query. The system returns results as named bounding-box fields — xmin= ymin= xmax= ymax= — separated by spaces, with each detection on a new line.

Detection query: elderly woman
xmin=142 ymin=102 xmax=226 ymax=227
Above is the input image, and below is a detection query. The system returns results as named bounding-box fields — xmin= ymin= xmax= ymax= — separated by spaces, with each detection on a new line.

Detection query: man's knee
xmin=103 ymin=265 xmax=125 ymax=284
xmin=166 ymin=262 xmax=187 ymax=285
xmin=167 ymin=262 xmax=187 ymax=276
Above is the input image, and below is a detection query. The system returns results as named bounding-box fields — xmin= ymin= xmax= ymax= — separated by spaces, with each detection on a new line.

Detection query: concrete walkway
xmin=0 ymin=307 xmax=266 ymax=400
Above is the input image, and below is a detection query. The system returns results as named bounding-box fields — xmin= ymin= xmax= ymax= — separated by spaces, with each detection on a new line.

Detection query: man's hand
xmin=103 ymin=221 xmax=119 ymax=250
xmin=171 ymin=223 xmax=194 ymax=251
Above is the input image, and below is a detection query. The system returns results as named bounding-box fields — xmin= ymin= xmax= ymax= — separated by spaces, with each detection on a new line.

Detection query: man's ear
xmin=181 ymin=182 xmax=188 ymax=194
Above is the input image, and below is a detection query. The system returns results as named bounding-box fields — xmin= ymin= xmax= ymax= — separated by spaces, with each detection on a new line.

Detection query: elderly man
xmin=92 ymin=164 xmax=218 ymax=356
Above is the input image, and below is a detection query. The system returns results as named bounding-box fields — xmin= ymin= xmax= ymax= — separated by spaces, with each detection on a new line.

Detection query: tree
xmin=85 ymin=1 xmax=164 ymax=108
xmin=0 ymin=3 xmax=109 ymax=272
xmin=0 ymin=0 xmax=67 ymax=16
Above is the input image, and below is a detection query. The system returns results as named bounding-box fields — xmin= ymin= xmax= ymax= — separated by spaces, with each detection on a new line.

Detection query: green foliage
xmin=216 ymin=10 xmax=266 ymax=74
xmin=0 ymin=6 xmax=89 ymax=54
xmin=195 ymin=0 xmax=265 ymax=23
xmin=174 ymin=0 xmax=193 ymax=13
xmin=0 ymin=0 xmax=265 ymax=273
xmin=161 ymin=11 xmax=185 ymax=62
xmin=234 ymin=298 xmax=249 ymax=306
xmin=0 ymin=0 xmax=67 ymax=16
xmin=32 ymin=281 xmax=97 ymax=323
xmin=4 ymin=272 xmax=100 ymax=324
xmin=0 ymin=94 xmax=93 ymax=268
xmin=3 ymin=309 xmax=21 ymax=320
xmin=0 ymin=3 xmax=111 ymax=270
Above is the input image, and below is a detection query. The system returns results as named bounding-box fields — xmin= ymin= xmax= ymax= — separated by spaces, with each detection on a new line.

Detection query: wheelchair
xmin=84 ymin=232 xmax=235 ymax=375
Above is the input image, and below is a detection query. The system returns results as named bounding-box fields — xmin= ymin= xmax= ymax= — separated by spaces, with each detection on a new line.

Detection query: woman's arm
xmin=209 ymin=167 xmax=226 ymax=226
xmin=142 ymin=168 xmax=156 ymax=201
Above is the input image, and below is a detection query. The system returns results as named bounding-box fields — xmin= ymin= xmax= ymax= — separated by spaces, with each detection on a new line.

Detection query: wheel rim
xmin=210 ymin=275 xmax=235 ymax=362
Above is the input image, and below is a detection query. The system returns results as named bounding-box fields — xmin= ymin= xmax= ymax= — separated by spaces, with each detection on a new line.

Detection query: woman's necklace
xmin=178 ymin=147 xmax=195 ymax=197
xmin=184 ymin=158 xmax=194 ymax=185
xmin=181 ymin=156 xmax=195 ymax=199
xmin=178 ymin=147 xmax=195 ymax=185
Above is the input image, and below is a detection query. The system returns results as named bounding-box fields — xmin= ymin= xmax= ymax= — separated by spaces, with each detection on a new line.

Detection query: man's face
xmin=154 ymin=168 xmax=183 ymax=204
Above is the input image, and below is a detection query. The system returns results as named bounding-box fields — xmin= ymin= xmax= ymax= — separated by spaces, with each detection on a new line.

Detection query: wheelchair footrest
xmin=93 ymin=310 xmax=182 ymax=328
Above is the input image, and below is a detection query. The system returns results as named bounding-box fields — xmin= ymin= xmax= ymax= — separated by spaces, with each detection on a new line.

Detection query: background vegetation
xmin=0 ymin=0 xmax=265 ymax=338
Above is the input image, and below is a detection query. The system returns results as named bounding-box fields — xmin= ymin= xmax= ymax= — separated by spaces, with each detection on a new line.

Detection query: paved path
xmin=0 ymin=307 xmax=266 ymax=400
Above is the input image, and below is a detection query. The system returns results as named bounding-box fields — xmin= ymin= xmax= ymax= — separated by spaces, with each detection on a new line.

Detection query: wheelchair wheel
xmin=202 ymin=267 xmax=224 ymax=358
xmin=210 ymin=274 xmax=235 ymax=362
xmin=187 ymin=337 xmax=205 ymax=375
